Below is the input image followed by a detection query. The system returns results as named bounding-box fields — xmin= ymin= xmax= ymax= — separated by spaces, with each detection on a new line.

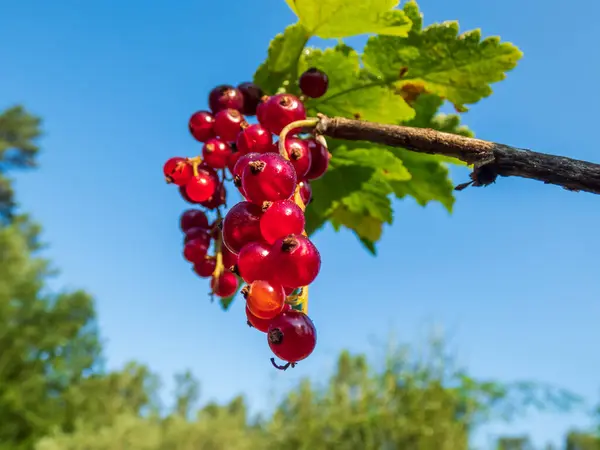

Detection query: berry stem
xmin=188 ymin=156 xmax=203 ymax=177
xmin=277 ymin=118 xmax=320 ymax=160
xmin=212 ymin=230 xmax=225 ymax=282
xmin=291 ymin=184 xmax=310 ymax=314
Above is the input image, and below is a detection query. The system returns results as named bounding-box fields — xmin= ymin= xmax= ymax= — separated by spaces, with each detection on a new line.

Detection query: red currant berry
xmin=244 ymin=280 xmax=285 ymax=320
xmin=208 ymin=85 xmax=244 ymax=113
xmin=164 ymin=157 xmax=193 ymax=186
xmin=221 ymin=244 xmax=238 ymax=270
xmin=180 ymin=209 xmax=209 ymax=232
xmin=184 ymin=227 xmax=211 ymax=246
xmin=179 ymin=185 xmax=199 ymax=204
xmin=305 ymin=137 xmax=331 ymax=180
xmin=193 ymin=256 xmax=216 ymax=278
xmin=268 ymin=234 xmax=321 ymax=288
xmin=202 ymin=138 xmax=232 ymax=170
xmin=241 ymin=153 xmax=297 ymax=204
xmin=299 ymin=68 xmax=329 ymax=99
xmin=237 ymin=242 xmax=271 ymax=284
xmin=256 ymin=97 xmax=268 ymax=126
xmin=211 ymin=270 xmax=239 ymax=297
xmin=298 ymin=181 xmax=312 ymax=205
xmin=222 ymin=201 xmax=263 ymax=254
xmin=188 ymin=111 xmax=215 ymax=142
xmin=214 ymin=108 xmax=246 ymax=142
xmin=268 ymin=310 xmax=316 ymax=363
xmin=236 ymin=124 xmax=273 ymax=155
xmin=232 ymin=152 xmax=261 ymax=196
xmin=260 ymin=200 xmax=305 ymax=244
xmin=282 ymin=137 xmax=312 ymax=178
xmin=260 ymin=94 xmax=306 ymax=135
xmin=246 ymin=303 xmax=291 ymax=333
xmin=199 ymin=182 xmax=226 ymax=209
xmin=237 ymin=82 xmax=263 ymax=116
xmin=227 ymin=145 xmax=242 ymax=174
xmin=184 ymin=167 xmax=218 ymax=202
xmin=183 ymin=238 xmax=209 ymax=263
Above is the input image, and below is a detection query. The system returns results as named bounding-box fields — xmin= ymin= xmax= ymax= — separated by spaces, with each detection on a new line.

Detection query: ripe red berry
xmin=184 ymin=227 xmax=211 ymax=246
xmin=267 ymin=310 xmax=317 ymax=363
xmin=256 ymin=97 xmax=268 ymax=126
xmin=193 ymin=257 xmax=216 ymax=277
xmin=260 ymin=200 xmax=305 ymax=244
xmin=241 ymin=153 xmax=297 ymax=204
xmin=208 ymin=85 xmax=244 ymax=113
xmin=164 ymin=157 xmax=193 ymax=186
xmin=214 ymin=109 xmax=246 ymax=142
xmin=282 ymin=137 xmax=312 ymax=178
xmin=237 ymin=82 xmax=264 ymax=116
xmin=246 ymin=303 xmax=291 ymax=333
xmin=179 ymin=185 xmax=200 ymax=204
xmin=211 ymin=270 xmax=239 ymax=297
xmin=226 ymin=145 xmax=242 ymax=174
xmin=199 ymin=182 xmax=226 ymax=209
xmin=299 ymin=68 xmax=329 ymax=99
xmin=236 ymin=124 xmax=273 ymax=155
xmin=298 ymin=181 xmax=312 ymax=205
xmin=244 ymin=280 xmax=286 ymax=320
xmin=232 ymin=152 xmax=261 ymax=196
xmin=183 ymin=238 xmax=209 ymax=263
xmin=180 ymin=209 xmax=209 ymax=232
xmin=268 ymin=234 xmax=321 ymax=288
xmin=259 ymin=94 xmax=306 ymax=135
xmin=221 ymin=244 xmax=238 ymax=270
xmin=222 ymin=201 xmax=263 ymax=254
xmin=184 ymin=167 xmax=218 ymax=202
xmin=305 ymin=137 xmax=331 ymax=180
xmin=237 ymin=241 xmax=271 ymax=284
xmin=188 ymin=111 xmax=215 ymax=142
xmin=202 ymin=138 xmax=232 ymax=169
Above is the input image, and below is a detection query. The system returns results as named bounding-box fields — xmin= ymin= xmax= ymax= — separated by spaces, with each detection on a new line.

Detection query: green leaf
xmin=300 ymin=45 xmax=415 ymax=123
xmin=285 ymin=0 xmax=412 ymax=39
xmin=219 ymin=274 xmax=244 ymax=310
xmin=305 ymin=145 xmax=407 ymax=242
xmin=388 ymin=148 xmax=455 ymax=211
xmin=358 ymin=236 xmax=377 ymax=256
xmin=253 ymin=23 xmax=310 ymax=95
xmin=362 ymin=1 xmax=523 ymax=109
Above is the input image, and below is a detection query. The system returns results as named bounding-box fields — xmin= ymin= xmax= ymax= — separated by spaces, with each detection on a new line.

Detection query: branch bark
xmin=315 ymin=115 xmax=600 ymax=195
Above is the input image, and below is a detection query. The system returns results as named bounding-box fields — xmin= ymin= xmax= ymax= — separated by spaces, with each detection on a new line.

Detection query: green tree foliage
xmin=0 ymin=106 xmax=158 ymax=448
xmin=0 ymin=106 xmax=42 ymax=222
xmin=34 ymin=341 xmax=582 ymax=450
xmin=254 ymin=0 xmax=522 ymax=254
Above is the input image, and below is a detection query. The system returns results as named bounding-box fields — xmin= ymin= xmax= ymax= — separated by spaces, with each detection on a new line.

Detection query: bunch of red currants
xmin=162 ymin=68 xmax=331 ymax=369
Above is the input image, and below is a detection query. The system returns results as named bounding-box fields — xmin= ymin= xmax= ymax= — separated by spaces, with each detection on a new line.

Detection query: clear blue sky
xmin=2 ymin=0 xmax=599 ymax=447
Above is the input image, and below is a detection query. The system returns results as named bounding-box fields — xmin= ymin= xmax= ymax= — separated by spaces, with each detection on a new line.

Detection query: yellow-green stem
xmin=277 ymin=118 xmax=320 ymax=159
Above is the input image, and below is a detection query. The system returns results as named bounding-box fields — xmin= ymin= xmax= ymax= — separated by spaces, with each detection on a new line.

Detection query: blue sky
xmin=2 ymin=0 xmax=599 ymax=447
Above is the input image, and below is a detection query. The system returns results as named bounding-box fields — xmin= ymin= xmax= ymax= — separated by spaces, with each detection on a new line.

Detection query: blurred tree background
xmin=1 ymin=105 xmax=599 ymax=449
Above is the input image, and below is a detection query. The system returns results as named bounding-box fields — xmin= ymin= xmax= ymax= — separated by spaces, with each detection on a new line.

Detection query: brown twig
xmin=315 ymin=115 xmax=600 ymax=195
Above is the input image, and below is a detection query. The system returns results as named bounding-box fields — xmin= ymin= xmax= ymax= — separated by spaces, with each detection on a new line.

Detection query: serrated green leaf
xmin=300 ymin=45 xmax=415 ymax=123
xmin=331 ymin=147 xmax=411 ymax=182
xmin=285 ymin=0 xmax=412 ymax=39
xmin=330 ymin=207 xmax=384 ymax=242
xmin=359 ymin=236 xmax=377 ymax=255
xmin=253 ymin=23 xmax=310 ymax=95
xmin=388 ymin=148 xmax=455 ymax=211
xmin=219 ymin=274 xmax=243 ymax=310
xmin=305 ymin=145 xmax=405 ymax=240
xmin=362 ymin=1 xmax=523 ymax=109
